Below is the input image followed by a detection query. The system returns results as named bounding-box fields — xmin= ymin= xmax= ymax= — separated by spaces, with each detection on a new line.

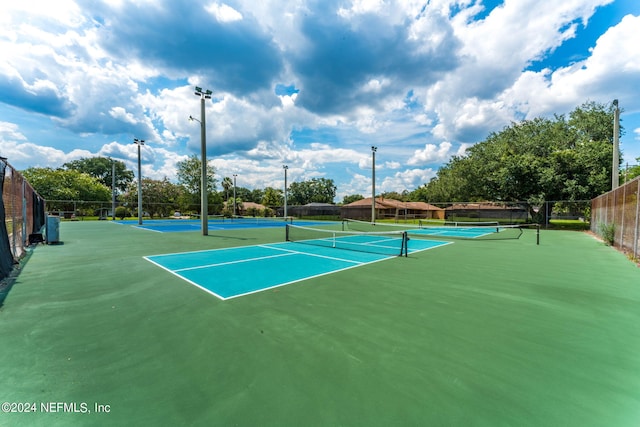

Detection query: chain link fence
xmin=1 ymin=159 xmax=46 ymax=282
xmin=591 ymin=176 xmax=640 ymax=260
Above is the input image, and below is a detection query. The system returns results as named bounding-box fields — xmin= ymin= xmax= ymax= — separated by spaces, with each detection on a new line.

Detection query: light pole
xmin=133 ymin=138 xmax=145 ymax=225
xmin=233 ymin=174 xmax=237 ymax=216
xmin=111 ymin=158 xmax=116 ymax=220
xmin=283 ymin=165 xmax=288 ymax=218
xmin=612 ymin=99 xmax=620 ymax=190
xmin=192 ymin=86 xmax=212 ymax=235
xmin=371 ymin=146 xmax=377 ymax=223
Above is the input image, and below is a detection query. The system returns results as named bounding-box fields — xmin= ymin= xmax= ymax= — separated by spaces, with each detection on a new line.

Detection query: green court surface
xmin=1 ymin=221 xmax=640 ymax=426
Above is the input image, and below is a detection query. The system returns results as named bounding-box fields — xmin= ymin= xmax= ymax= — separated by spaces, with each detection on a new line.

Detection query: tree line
xmin=21 ymin=101 xmax=638 ymax=218
xmin=21 ymin=156 xmax=338 ymax=218
xmin=407 ymin=101 xmax=637 ymax=220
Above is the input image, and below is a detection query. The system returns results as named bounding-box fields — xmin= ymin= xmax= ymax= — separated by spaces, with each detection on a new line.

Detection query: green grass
xmin=548 ymin=219 xmax=591 ymax=231
xmin=1 ymin=222 xmax=640 ymax=426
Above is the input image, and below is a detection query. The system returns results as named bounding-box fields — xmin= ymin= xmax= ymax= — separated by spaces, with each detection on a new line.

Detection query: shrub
xmin=115 ymin=206 xmax=130 ymax=220
xmin=598 ymin=222 xmax=615 ymax=246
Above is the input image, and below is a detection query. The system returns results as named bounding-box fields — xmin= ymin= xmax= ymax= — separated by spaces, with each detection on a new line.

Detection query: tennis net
xmin=286 ymin=224 xmax=408 ymax=257
xmin=419 ymin=219 xmax=499 ymax=228
xmin=189 ymin=214 xmax=293 ymax=224
xmin=228 ymin=215 xmax=294 ymax=224
xmin=343 ymin=219 xmax=538 ymax=242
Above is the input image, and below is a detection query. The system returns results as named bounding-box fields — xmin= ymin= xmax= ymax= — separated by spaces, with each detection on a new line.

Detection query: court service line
xmin=173 ymin=252 xmax=296 ymax=272
xmin=258 ymin=244 xmax=368 ymax=264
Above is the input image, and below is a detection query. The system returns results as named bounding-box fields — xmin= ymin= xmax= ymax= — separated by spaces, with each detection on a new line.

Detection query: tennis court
xmin=145 ymin=236 xmax=449 ymax=300
xmin=114 ymin=216 xmax=313 ymax=233
xmin=2 ymin=220 xmax=640 ymax=426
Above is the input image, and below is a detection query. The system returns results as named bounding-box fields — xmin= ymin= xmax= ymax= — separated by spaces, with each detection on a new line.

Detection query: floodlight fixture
xmin=192 ymin=86 xmax=213 ymax=235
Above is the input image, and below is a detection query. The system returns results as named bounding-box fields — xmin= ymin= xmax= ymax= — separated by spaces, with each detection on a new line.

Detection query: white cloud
xmin=0 ymin=122 xmax=27 ymax=141
xmin=360 ymin=78 xmax=390 ymax=93
xmin=338 ymin=0 xmax=386 ymax=18
xmin=1 ymin=0 xmax=638 ymax=196
xmin=407 ymin=141 xmax=453 ymax=165
xmin=0 ymin=139 xmax=92 ymax=168
xmin=0 ymin=0 xmax=85 ymax=30
xmin=109 ymin=107 xmax=138 ymax=125
xmin=380 ymin=168 xmax=437 ymax=194
xmin=337 ymin=172 xmax=372 ymax=201
xmin=205 ymin=2 xmax=243 ymax=23
xmin=503 ymin=13 xmax=640 ymax=118
xmin=425 ymin=0 xmax=615 ymax=142
xmin=385 ymin=161 xmax=401 ymax=169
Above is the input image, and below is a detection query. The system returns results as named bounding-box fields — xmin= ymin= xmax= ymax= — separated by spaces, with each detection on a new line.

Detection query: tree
xmin=409 ymin=156 xmax=477 ymax=203
xmin=380 ymin=191 xmax=408 ymax=201
xmin=413 ymin=101 xmax=618 ymax=220
xmin=123 ymin=177 xmax=186 ymax=218
xmin=233 ymin=186 xmax=253 ymax=202
xmin=342 ymin=194 xmax=364 ymax=205
xmin=176 ymin=155 xmax=217 ymax=213
xmin=226 ymin=197 xmax=244 ymax=216
xmin=63 ymin=157 xmax=133 ymax=193
xmin=262 ymin=187 xmax=283 ymax=207
xmin=221 ymin=177 xmax=233 ymax=201
xmin=288 ymin=178 xmax=336 ymax=205
xmin=626 ymin=158 xmax=640 ymax=181
xmin=21 ymin=167 xmax=112 ymax=212
xmin=249 ymin=188 xmax=265 ymax=203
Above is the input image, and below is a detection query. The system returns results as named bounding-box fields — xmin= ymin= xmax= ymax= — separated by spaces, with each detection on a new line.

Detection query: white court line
xmin=174 ymin=252 xmax=296 ymax=272
xmin=132 ymin=225 xmax=163 ymax=233
xmin=258 ymin=244 xmax=368 ymax=264
xmin=144 ymin=256 xmax=228 ymax=300
xmin=221 ymin=262 xmax=368 ymax=300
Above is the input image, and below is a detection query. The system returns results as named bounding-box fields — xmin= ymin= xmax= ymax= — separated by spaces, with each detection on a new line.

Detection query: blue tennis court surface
xmin=408 ymin=226 xmax=498 ymax=238
xmin=145 ymin=238 xmax=450 ymax=300
xmin=115 ymin=218 xmax=329 ymax=232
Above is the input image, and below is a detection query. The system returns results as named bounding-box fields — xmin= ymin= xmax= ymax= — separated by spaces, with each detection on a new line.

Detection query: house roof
xmin=224 ymin=201 xmax=266 ymax=210
xmin=446 ymin=203 xmax=526 ymax=210
xmin=343 ymin=197 xmax=443 ymax=211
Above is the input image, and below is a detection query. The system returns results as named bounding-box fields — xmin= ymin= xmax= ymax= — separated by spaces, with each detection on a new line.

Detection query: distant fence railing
xmin=1 ymin=159 xmax=46 ymax=282
xmin=591 ymin=177 xmax=640 ymax=260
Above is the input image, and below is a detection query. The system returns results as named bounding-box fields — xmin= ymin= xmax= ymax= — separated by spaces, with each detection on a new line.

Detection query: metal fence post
xmin=635 ymin=182 xmax=640 ymax=259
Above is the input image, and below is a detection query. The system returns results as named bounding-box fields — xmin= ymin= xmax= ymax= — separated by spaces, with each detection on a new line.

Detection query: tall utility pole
xmin=371 ymin=146 xmax=377 ymax=223
xmin=193 ymin=86 xmax=212 ymax=235
xmin=612 ymin=99 xmax=620 ymax=190
xmin=133 ymin=138 xmax=145 ymax=225
xmin=111 ymin=158 xmax=116 ymax=220
xmin=233 ymin=174 xmax=238 ymax=216
xmin=283 ymin=165 xmax=288 ymax=218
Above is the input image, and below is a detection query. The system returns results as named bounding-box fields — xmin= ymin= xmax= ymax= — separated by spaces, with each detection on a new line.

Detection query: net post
xmin=285 ymin=224 xmax=290 ymax=241
xmin=402 ymin=231 xmax=408 ymax=257
xmin=536 ymin=224 xmax=540 ymax=245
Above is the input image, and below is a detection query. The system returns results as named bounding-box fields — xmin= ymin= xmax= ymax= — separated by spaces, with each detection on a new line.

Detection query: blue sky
xmin=1 ymin=0 xmax=639 ymax=202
